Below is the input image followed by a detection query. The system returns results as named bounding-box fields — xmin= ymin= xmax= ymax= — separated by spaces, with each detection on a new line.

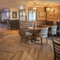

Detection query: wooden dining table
xmin=40 ymin=25 xmax=57 ymax=28
xmin=40 ymin=25 xmax=52 ymax=28
xmin=27 ymin=27 xmax=41 ymax=41
xmin=27 ymin=27 xmax=41 ymax=30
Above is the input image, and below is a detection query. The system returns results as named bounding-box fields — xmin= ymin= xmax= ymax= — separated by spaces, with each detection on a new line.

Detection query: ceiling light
xmin=46 ymin=7 xmax=50 ymax=11
xmin=33 ymin=7 xmax=36 ymax=10
xmin=33 ymin=2 xmax=37 ymax=10
xmin=19 ymin=5 xmax=25 ymax=10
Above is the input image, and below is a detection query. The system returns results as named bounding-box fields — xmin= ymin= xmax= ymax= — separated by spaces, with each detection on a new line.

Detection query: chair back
xmin=20 ymin=27 xmax=26 ymax=37
xmin=41 ymin=27 xmax=48 ymax=38
xmin=51 ymin=25 xmax=57 ymax=35
xmin=52 ymin=40 xmax=60 ymax=59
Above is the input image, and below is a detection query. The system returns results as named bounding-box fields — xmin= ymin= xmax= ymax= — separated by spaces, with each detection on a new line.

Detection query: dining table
xmin=27 ymin=27 xmax=41 ymax=41
xmin=40 ymin=25 xmax=57 ymax=28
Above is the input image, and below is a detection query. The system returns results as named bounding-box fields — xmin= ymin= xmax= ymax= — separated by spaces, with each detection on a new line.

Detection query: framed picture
xmin=40 ymin=11 xmax=44 ymax=17
xmin=12 ymin=11 xmax=17 ymax=18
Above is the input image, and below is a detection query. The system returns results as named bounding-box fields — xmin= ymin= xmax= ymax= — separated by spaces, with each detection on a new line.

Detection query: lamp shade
xmin=44 ymin=7 xmax=50 ymax=11
xmin=33 ymin=7 xmax=36 ymax=10
xmin=46 ymin=7 xmax=50 ymax=11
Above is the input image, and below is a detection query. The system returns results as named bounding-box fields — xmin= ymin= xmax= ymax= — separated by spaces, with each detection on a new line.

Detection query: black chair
xmin=52 ymin=40 xmax=60 ymax=60
xmin=57 ymin=22 xmax=60 ymax=37
xmin=48 ymin=25 xmax=57 ymax=40
xmin=57 ymin=25 xmax=60 ymax=37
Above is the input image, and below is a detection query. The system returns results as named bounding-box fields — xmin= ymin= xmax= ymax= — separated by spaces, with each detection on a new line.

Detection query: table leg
xmin=32 ymin=30 xmax=36 ymax=42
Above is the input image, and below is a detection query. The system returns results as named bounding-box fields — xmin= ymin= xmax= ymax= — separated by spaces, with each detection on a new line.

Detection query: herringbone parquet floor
xmin=0 ymin=34 xmax=54 ymax=60
xmin=0 ymin=24 xmax=58 ymax=60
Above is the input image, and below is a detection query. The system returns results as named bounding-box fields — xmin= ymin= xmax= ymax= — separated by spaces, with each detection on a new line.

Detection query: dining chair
xmin=19 ymin=27 xmax=32 ymax=42
xmin=57 ymin=25 xmax=60 ymax=37
xmin=48 ymin=25 xmax=57 ymax=40
xmin=52 ymin=40 xmax=60 ymax=60
xmin=36 ymin=27 xmax=48 ymax=44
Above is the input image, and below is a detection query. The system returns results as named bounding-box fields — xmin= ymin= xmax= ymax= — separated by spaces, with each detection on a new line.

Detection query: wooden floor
xmin=0 ymin=24 xmax=57 ymax=60
xmin=0 ymin=24 xmax=19 ymax=38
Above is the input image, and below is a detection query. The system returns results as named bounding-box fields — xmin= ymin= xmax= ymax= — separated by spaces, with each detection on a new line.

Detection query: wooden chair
xmin=36 ymin=27 xmax=48 ymax=44
xmin=19 ymin=27 xmax=32 ymax=42
xmin=52 ymin=40 xmax=60 ymax=60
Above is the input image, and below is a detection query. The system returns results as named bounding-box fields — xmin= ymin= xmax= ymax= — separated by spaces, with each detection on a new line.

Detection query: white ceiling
xmin=0 ymin=0 xmax=60 ymax=9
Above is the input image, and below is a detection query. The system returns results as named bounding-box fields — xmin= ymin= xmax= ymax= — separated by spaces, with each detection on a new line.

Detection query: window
xmin=19 ymin=10 xmax=26 ymax=21
xmin=28 ymin=9 xmax=36 ymax=21
xmin=20 ymin=10 xmax=25 ymax=16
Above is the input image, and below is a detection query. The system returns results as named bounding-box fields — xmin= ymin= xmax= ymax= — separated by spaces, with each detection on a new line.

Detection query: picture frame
xmin=40 ymin=11 xmax=44 ymax=17
xmin=12 ymin=11 xmax=17 ymax=18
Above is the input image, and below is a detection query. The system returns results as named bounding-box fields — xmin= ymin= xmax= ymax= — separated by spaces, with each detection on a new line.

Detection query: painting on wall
xmin=40 ymin=11 xmax=44 ymax=17
xmin=12 ymin=11 xmax=17 ymax=18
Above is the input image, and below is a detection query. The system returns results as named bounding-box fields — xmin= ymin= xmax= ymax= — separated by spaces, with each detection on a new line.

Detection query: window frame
xmin=28 ymin=9 xmax=37 ymax=21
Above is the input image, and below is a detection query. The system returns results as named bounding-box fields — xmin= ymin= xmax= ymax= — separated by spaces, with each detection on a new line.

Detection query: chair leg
xmin=31 ymin=36 xmax=33 ymax=42
xmin=51 ymin=35 xmax=53 ymax=40
xmin=21 ymin=37 xmax=23 ymax=42
xmin=54 ymin=55 xmax=56 ymax=60
xmin=41 ymin=38 xmax=42 ymax=45
xmin=34 ymin=36 xmax=36 ymax=42
xmin=46 ymin=38 xmax=48 ymax=43
xmin=25 ymin=37 xmax=28 ymax=42
xmin=56 ymin=34 xmax=57 ymax=40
